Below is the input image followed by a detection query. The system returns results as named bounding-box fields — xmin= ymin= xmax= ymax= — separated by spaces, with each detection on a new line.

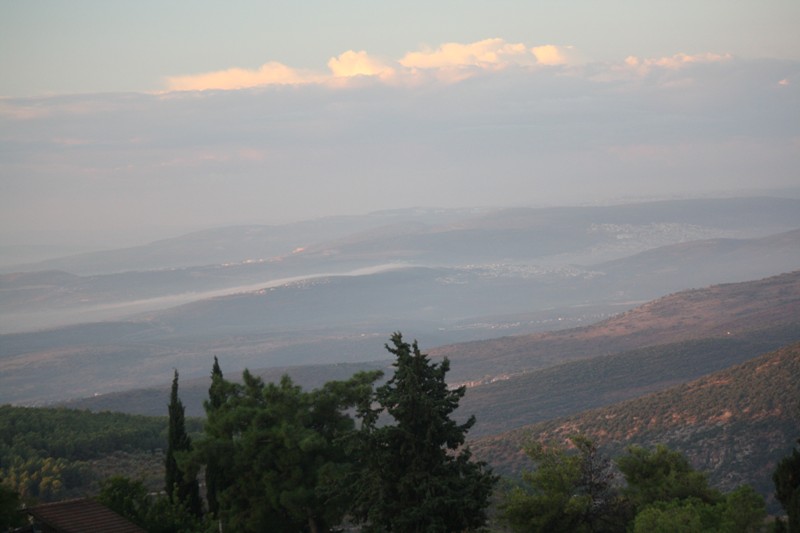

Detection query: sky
xmin=1 ymin=1 xmax=799 ymax=248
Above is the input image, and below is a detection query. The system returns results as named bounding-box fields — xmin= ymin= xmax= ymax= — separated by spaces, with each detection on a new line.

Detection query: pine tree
xmin=166 ymin=369 xmax=202 ymax=518
xmin=501 ymin=436 xmax=626 ymax=533
xmin=197 ymin=364 xmax=382 ymax=532
xmin=352 ymin=332 xmax=497 ymax=532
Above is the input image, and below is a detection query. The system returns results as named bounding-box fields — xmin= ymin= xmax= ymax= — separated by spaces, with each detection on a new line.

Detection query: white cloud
xmin=531 ymin=45 xmax=575 ymax=66
xmin=327 ymin=50 xmax=395 ymax=80
xmin=399 ymin=38 xmax=532 ymax=69
xmin=165 ymin=62 xmax=322 ymax=91
xmin=161 ymin=39 xmax=586 ymax=92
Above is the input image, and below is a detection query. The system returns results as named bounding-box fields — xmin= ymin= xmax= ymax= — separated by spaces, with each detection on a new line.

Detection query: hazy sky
xmin=1 ymin=1 xmax=798 ymax=247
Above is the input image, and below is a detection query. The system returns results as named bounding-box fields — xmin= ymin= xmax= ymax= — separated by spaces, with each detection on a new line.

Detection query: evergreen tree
xmin=617 ymin=444 xmax=720 ymax=514
xmin=351 ymin=332 xmax=497 ymax=532
xmin=203 ymin=357 xmax=227 ymax=518
xmin=198 ymin=366 xmax=381 ymax=532
xmin=98 ymin=476 xmax=203 ymax=533
xmin=165 ymin=370 xmax=202 ymax=519
xmin=501 ymin=436 xmax=626 ymax=533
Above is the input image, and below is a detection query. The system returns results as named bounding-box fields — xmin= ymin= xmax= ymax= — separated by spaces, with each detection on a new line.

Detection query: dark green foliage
xmin=165 ymin=370 xmax=202 ymax=518
xmin=0 ymin=404 xmax=174 ymax=502
xmin=773 ymin=438 xmax=800 ymax=532
xmin=350 ymin=333 xmax=497 ymax=532
xmin=502 ymin=440 xmax=766 ymax=532
xmin=631 ymin=485 xmax=766 ymax=533
xmin=97 ymin=475 xmax=203 ymax=533
xmin=0 ymin=482 xmax=24 ymax=529
xmin=202 ymin=356 xmax=225 ymax=518
xmin=0 ymin=405 xmax=166 ymax=461
xmin=719 ymin=485 xmax=768 ymax=533
xmin=619 ymin=444 xmax=766 ymax=533
xmin=197 ymin=359 xmax=382 ymax=532
xmin=501 ymin=436 xmax=626 ymax=532
xmin=96 ymin=476 xmax=150 ymax=526
xmin=617 ymin=444 xmax=720 ymax=511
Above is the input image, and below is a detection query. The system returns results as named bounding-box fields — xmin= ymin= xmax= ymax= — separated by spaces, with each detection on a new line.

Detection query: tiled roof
xmin=26 ymin=498 xmax=146 ymax=533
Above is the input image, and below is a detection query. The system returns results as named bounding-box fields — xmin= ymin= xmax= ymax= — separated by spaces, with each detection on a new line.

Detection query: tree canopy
xmin=502 ymin=439 xmax=766 ymax=533
xmin=349 ymin=332 xmax=497 ymax=532
xmin=197 ymin=362 xmax=382 ymax=532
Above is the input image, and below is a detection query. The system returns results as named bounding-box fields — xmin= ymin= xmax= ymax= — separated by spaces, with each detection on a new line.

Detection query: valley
xmin=1 ymin=195 xmax=799 ymax=520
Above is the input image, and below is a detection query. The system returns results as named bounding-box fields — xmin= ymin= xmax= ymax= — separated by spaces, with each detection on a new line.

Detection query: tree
xmin=96 ymin=476 xmax=150 ymax=526
xmin=620 ymin=444 xmax=765 ymax=532
xmin=97 ymin=476 xmax=203 ymax=533
xmin=718 ymin=485 xmax=767 ymax=533
xmin=501 ymin=436 xmax=626 ymax=532
xmin=202 ymin=357 xmax=227 ymax=518
xmin=197 ymin=365 xmax=382 ymax=532
xmin=165 ymin=370 xmax=202 ymax=519
xmin=0 ymin=482 xmax=24 ymax=530
xmin=350 ymin=332 xmax=497 ymax=532
xmin=631 ymin=486 xmax=766 ymax=533
xmin=773 ymin=438 xmax=800 ymax=532
xmin=617 ymin=444 xmax=719 ymax=513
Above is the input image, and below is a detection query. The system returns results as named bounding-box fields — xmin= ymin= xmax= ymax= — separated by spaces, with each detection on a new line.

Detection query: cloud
xmin=622 ymin=52 xmax=732 ymax=76
xmin=3 ymin=51 xmax=798 ymax=249
xmin=165 ymin=62 xmax=321 ymax=91
xmin=398 ymin=38 xmax=532 ymax=69
xmin=162 ymin=39 xmax=585 ymax=92
xmin=531 ymin=45 xmax=575 ymax=66
xmin=327 ymin=50 xmax=395 ymax=80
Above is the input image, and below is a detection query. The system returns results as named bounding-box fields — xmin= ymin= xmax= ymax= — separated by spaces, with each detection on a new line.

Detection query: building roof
xmin=25 ymin=498 xmax=146 ymax=533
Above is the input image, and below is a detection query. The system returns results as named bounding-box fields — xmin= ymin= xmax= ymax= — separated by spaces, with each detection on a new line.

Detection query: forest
xmin=1 ymin=333 xmax=799 ymax=532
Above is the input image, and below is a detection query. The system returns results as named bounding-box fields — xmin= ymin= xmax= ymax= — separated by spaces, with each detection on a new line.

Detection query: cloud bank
xmin=2 ymin=39 xmax=798 ymax=246
xmin=164 ymin=39 xmax=586 ymax=92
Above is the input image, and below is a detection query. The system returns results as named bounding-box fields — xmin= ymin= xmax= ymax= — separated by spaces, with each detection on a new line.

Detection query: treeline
xmin=98 ymin=334 xmax=799 ymax=532
xmin=143 ymin=333 xmax=497 ymax=532
xmin=0 ymin=405 xmax=201 ymax=502
xmin=0 ymin=406 xmax=171 ymax=461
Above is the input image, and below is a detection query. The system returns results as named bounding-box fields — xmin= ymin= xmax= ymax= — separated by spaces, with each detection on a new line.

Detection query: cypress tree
xmin=166 ymin=369 xmax=202 ymax=518
xmin=203 ymin=357 xmax=226 ymax=517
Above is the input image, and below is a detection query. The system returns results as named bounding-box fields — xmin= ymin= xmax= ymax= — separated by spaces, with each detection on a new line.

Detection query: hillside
xmin=59 ymin=271 xmax=800 ymax=420
xmin=471 ymin=342 xmax=800 ymax=505
xmin=461 ymin=324 xmax=800 ymax=437
xmin=431 ymin=269 xmax=800 ymax=382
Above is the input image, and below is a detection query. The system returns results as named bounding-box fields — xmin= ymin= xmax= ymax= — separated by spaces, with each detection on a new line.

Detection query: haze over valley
xmin=2 ymin=195 xmax=800 ymax=407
